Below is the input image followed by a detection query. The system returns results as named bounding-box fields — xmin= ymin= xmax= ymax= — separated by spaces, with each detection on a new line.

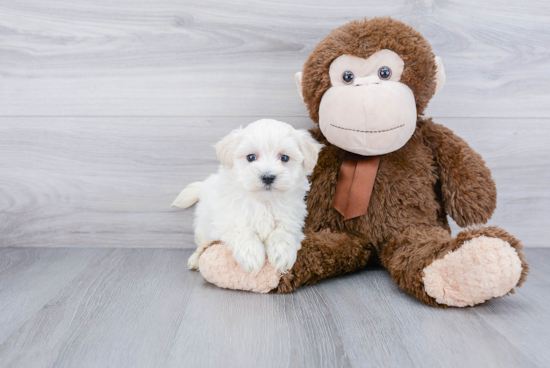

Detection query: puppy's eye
xmin=378 ymin=66 xmax=392 ymax=80
xmin=342 ymin=71 xmax=354 ymax=84
xmin=280 ymin=155 xmax=289 ymax=162
xmin=246 ymin=154 xmax=256 ymax=162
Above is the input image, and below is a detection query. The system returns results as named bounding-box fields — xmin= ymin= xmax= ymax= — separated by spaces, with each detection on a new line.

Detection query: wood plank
xmin=318 ymin=267 xmax=536 ymax=367
xmin=0 ymin=248 xmax=547 ymax=367
xmin=0 ymin=116 xmax=547 ymax=248
xmin=163 ymin=274 xmax=349 ymax=368
xmin=0 ymin=248 xmax=347 ymax=368
xmin=472 ymin=248 xmax=550 ymax=367
xmin=0 ymin=0 xmax=549 ymax=117
xmin=0 ymin=116 xmax=313 ymax=249
xmin=0 ymin=248 xmax=112 ymax=344
xmin=0 ymin=248 xmax=200 ymax=368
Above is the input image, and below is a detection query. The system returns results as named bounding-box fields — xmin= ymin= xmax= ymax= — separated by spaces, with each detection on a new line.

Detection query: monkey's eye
xmin=378 ymin=66 xmax=392 ymax=80
xmin=280 ymin=155 xmax=289 ymax=162
xmin=246 ymin=154 xmax=257 ymax=162
xmin=342 ymin=71 xmax=354 ymax=84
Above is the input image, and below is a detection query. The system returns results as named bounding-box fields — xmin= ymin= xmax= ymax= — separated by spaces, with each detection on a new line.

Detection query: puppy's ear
xmin=295 ymin=129 xmax=323 ymax=173
xmin=216 ymin=128 xmax=242 ymax=168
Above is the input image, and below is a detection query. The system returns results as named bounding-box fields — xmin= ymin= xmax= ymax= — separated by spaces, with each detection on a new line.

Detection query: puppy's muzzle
xmin=261 ymin=174 xmax=276 ymax=186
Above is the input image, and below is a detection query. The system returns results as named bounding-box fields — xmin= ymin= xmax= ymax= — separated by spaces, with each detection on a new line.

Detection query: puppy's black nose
xmin=261 ymin=174 xmax=276 ymax=185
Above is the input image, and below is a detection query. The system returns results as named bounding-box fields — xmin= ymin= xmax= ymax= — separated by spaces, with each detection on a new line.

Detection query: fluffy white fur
xmin=173 ymin=119 xmax=322 ymax=275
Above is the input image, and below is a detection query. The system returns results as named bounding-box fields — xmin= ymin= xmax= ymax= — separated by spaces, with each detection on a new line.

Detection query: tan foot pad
xmin=199 ymin=243 xmax=281 ymax=293
xmin=423 ymin=236 xmax=522 ymax=307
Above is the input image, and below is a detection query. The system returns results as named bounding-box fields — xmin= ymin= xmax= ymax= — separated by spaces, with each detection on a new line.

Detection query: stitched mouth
xmin=330 ymin=124 xmax=405 ymax=133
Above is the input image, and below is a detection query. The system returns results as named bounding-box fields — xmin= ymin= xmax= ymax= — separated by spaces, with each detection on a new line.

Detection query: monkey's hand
xmin=199 ymin=243 xmax=281 ymax=293
xmin=423 ymin=120 xmax=497 ymax=227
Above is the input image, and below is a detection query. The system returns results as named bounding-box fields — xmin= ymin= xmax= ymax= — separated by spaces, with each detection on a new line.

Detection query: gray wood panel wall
xmin=1 ymin=1 xmax=549 ymax=248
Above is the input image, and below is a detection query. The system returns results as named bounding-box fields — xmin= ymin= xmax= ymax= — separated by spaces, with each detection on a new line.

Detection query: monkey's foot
xmin=199 ymin=243 xmax=281 ymax=293
xmin=422 ymin=236 xmax=523 ymax=307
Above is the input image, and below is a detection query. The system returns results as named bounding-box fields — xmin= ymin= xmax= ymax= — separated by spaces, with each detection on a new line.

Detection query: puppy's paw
xmin=187 ymin=251 xmax=201 ymax=270
xmin=267 ymin=241 xmax=298 ymax=273
xmin=266 ymin=229 xmax=300 ymax=273
xmin=231 ymin=241 xmax=266 ymax=275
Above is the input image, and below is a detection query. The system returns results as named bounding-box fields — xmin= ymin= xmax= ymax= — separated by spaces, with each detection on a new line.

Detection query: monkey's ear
xmin=215 ymin=128 xmax=242 ymax=168
xmin=434 ymin=56 xmax=446 ymax=96
xmin=295 ymin=72 xmax=304 ymax=102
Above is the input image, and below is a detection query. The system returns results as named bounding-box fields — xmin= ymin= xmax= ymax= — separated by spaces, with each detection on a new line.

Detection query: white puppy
xmin=173 ymin=119 xmax=322 ymax=275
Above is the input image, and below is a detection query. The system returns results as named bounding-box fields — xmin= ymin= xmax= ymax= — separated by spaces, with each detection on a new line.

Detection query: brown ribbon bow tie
xmin=332 ymin=152 xmax=381 ymax=221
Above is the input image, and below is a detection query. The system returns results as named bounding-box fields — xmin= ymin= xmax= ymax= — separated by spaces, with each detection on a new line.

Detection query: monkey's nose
xmin=261 ymin=174 xmax=276 ymax=185
xmin=354 ymin=75 xmax=380 ymax=86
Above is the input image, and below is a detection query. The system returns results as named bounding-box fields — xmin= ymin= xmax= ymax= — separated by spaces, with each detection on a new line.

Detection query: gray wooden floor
xmin=0 ymin=247 xmax=548 ymax=368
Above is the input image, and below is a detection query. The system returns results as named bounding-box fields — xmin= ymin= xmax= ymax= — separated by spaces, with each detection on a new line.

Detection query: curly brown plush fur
xmin=273 ymin=17 xmax=528 ymax=307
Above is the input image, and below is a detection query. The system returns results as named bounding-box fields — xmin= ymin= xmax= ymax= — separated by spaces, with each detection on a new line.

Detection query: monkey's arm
xmin=274 ymin=229 xmax=371 ymax=293
xmin=422 ymin=120 xmax=497 ymax=227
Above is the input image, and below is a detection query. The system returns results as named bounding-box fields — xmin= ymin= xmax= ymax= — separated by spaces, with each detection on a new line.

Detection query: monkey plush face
xmin=318 ymin=50 xmax=416 ymax=155
xmin=296 ymin=17 xmax=446 ymax=156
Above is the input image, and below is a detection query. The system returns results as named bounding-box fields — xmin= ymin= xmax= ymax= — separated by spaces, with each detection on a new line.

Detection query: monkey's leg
xmin=380 ymin=225 xmax=528 ymax=307
xmin=198 ymin=230 xmax=371 ymax=294
xmin=274 ymin=229 xmax=372 ymax=293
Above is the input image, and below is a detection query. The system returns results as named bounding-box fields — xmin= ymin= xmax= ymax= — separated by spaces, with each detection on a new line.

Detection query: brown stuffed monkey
xmin=198 ymin=17 xmax=528 ymax=307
